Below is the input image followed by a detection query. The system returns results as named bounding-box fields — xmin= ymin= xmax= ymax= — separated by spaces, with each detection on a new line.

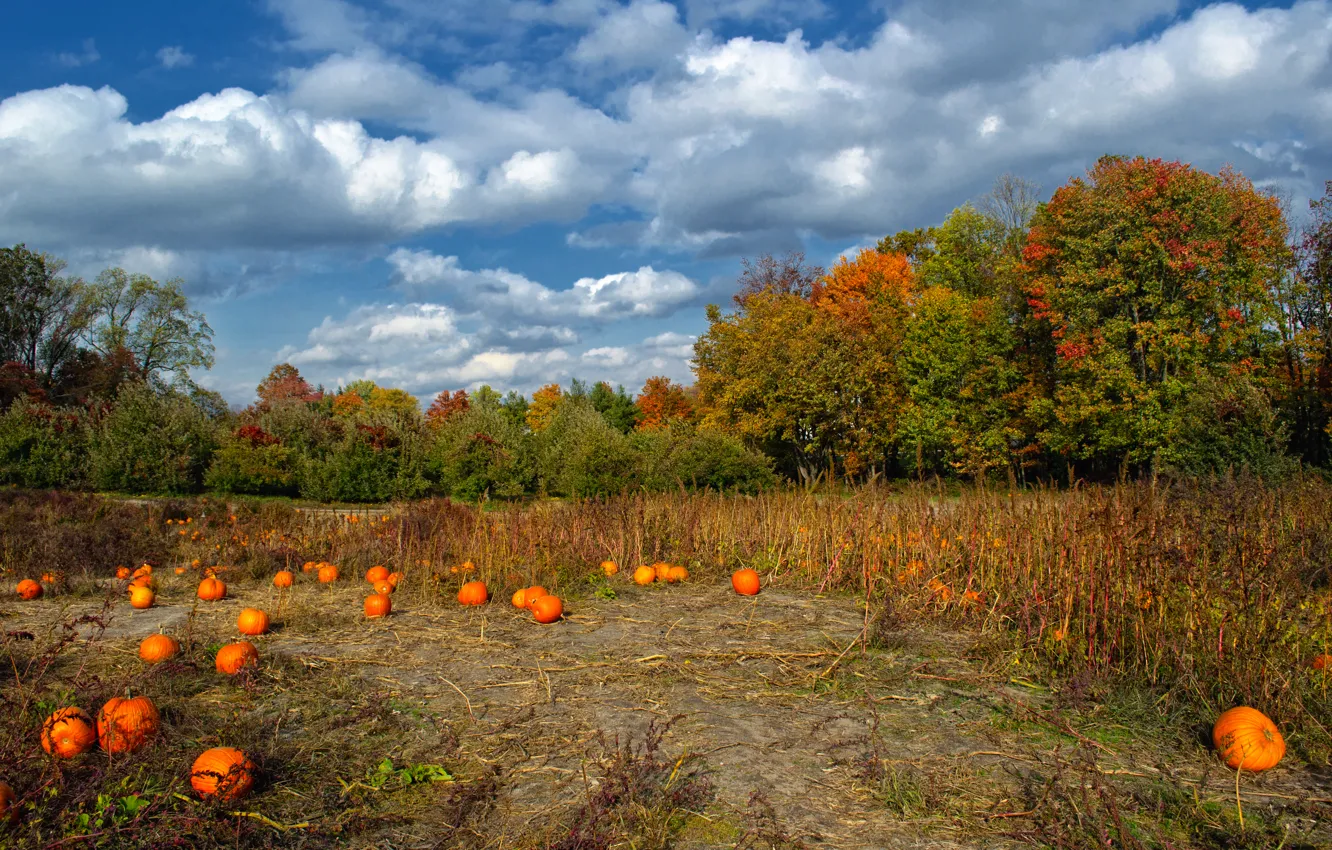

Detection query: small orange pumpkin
xmin=318 ymin=564 xmax=339 ymax=584
xmin=386 ymin=571 xmax=404 ymax=589
xmin=1312 ymin=654 xmax=1331 ymax=671
xmin=190 ymin=748 xmax=256 ymax=801
xmin=653 ymin=562 xmax=672 ymax=582
xmin=16 ymin=580 xmax=42 ymax=601
xmin=97 ymin=695 xmax=160 ymax=754
xmin=0 ymin=780 xmax=16 ymax=825
xmin=40 ymin=708 xmax=97 ymax=758
xmin=364 ymin=593 xmax=392 ymax=618
xmin=237 ymin=608 xmax=269 ymax=636
xmin=273 ymin=570 xmax=294 ymax=589
xmin=132 ymin=565 xmax=153 ymax=579
xmin=139 ymin=634 xmax=180 ymax=663
xmin=215 ymin=642 xmax=259 ymax=675
xmin=115 ymin=566 xmax=131 ymax=580
xmin=197 ymin=577 xmax=226 ymax=601
xmin=666 ymin=566 xmax=689 ymax=584
xmin=731 ymin=568 xmax=760 ymax=596
xmin=600 ymin=560 xmax=619 ymax=577
xmin=531 ymin=595 xmax=563 ymax=624
xmin=522 ymin=586 xmax=549 ymax=608
xmin=633 ymin=566 xmax=656 ymax=586
xmin=366 ymin=565 xmax=389 ymax=584
xmin=40 ymin=572 xmax=57 ymax=584
xmin=174 ymin=566 xmax=187 ymax=575
xmin=302 ymin=561 xmax=318 ymax=573
xmin=373 ymin=580 xmax=394 ymax=596
xmin=458 ymin=581 xmax=489 ymax=606
xmin=128 ymin=585 xmax=155 ymax=609
xmin=512 ymin=587 xmax=529 ymax=609
xmin=1213 ymin=707 xmax=1285 ymax=772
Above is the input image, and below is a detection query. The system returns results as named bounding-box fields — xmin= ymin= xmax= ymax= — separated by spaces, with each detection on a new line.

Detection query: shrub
xmin=0 ymin=400 xmax=90 ymax=489
xmin=204 ymin=426 xmax=299 ymax=496
xmin=1156 ymin=370 xmax=1293 ymax=479
xmin=537 ymin=401 xmax=639 ymax=497
xmin=88 ymin=382 xmax=218 ymax=494
xmin=427 ymin=404 xmax=533 ymax=501
xmin=634 ymin=424 xmax=775 ymax=493
xmin=298 ymin=419 xmax=430 ymax=503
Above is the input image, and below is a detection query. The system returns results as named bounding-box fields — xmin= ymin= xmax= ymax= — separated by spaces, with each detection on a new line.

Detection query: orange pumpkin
xmin=522 ymin=586 xmax=549 ymax=608
xmin=40 ymin=708 xmax=96 ymax=758
xmin=512 ymin=587 xmax=529 ymax=609
xmin=115 ymin=566 xmax=131 ymax=580
xmin=0 ymin=780 xmax=16 ymax=825
xmin=1312 ymin=654 xmax=1331 ymax=671
xmin=273 ymin=570 xmax=294 ymax=589
xmin=1213 ymin=707 xmax=1285 ymax=772
xmin=531 ymin=595 xmax=563 ymax=624
xmin=653 ymin=562 xmax=672 ymax=582
xmin=731 ymin=568 xmax=760 ymax=596
xmin=190 ymin=748 xmax=256 ymax=801
xmin=666 ymin=566 xmax=689 ymax=584
xmin=237 ymin=608 xmax=270 ymax=636
xmin=458 ymin=581 xmax=489 ymax=606
xmin=364 ymin=593 xmax=392 ymax=618
xmin=16 ymin=580 xmax=42 ymax=601
xmin=600 ymin=560 xmax=619 ymax=577
xmin=633 ymin=566 xmax=656 ymax=586
xmin=97 ymin=695 xmax=160 ymax=754
xmin=128 ymin=585 xmax=155 ymax=609
xmin=386 ymin=571 xmax=404 ymax=589
xmin=139 ymin=634 xmax=180 ymax=663
xmin=373 ymin=580 xmax=394 ymax=596
xmin=318 ymin=564 xmax=339 ymax=584
xmin=132 ymin=565 xmax=153 ymax=579
xmin=302 ymin=561 xmax=318 ymax=573
xmin=197 ymin=577 xmax=226 ymax=601
xmin=215 ymin=642 xmax=259 ymax=675
xmin=40 ymin=572 xmax=57 ymax=584
xmin=366 ymin=566 xmax=389 ymax=584
xmin=174 ymin=567 xmax=187 ymax=575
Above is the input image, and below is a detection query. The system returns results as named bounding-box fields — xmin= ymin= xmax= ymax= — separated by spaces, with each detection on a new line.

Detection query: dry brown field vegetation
xmin=1 ymin=478 xmax=1331 ymax=849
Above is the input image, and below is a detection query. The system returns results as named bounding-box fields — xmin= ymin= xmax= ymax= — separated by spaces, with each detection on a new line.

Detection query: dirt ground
xmin=5 ymin=575 xmax=1331 ymax=849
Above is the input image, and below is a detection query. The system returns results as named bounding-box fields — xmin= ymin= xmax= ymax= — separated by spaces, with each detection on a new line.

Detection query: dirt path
xmin=7 ymin=580 xmax=1329 ymax=848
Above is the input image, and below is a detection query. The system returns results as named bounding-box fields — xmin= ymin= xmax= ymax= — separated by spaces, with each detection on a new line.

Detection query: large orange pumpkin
xmin=458 ymin=581 xmax=489 ymax=606
xmin=139 ymin=634 xmax=180 ymax=663
xmin=1213 ymin=707 xmax=1285 ymax=772
xmin=0 ymin=780 xmax=16 ymax=825
xmin=129 ymin=585 xmax=155 ymax=609
xmin=97 ymin=695 xmax=160 ymax=754
xmin=190 ymin=748 xmax=256 ymax=801
xmin=366 ymin=566 xmax=389 ymax=584
xmin=318 ymin=564 xmax=339 ymax=584
xmin=531 ymin=595 xmax=563 ymax=624
xmin=364 ymin=593 xmax=392 ymax=618
xmin=16 ymin=580 xmax=41 ymax=601
xmin=731 ymin=568 xmax=760 ymax=596
xmin=600 ymin=560 xmax=619 ymax=577
xmin=273 ymin=570 xmax=294 ymax=589
xmin=197 ymin=578 xmax=226 ymax=601
xmin=215 ymin=642 xmax=259 ymax=675
xmin=237 ymin=608 xmax=270 ymax=636
xmin=633 ymin=566 xmax=656 ymax=586
xmin=40 ymin=708 xmax=96 ymax=758
xmin=522 ymin=586 xmax=549 ymax=608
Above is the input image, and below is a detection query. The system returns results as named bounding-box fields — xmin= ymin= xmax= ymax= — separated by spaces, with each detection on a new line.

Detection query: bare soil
xmin=5 ymin=575 xmax=1330 ymax=849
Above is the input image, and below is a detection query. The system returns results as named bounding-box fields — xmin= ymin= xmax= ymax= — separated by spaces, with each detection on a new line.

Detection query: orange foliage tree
xmin=635 ymin=376 xmax=692 ymax=431
xmin=526 ymin=383 xmax=564 ymax=433
xmin=426 ymin=389 xmax=470 ymax=428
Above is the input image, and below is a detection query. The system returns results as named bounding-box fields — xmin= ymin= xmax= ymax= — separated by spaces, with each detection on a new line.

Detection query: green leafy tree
xmin=89 ymin=382 xmax=218 ymax=494
xmin=0 ymin=245 xmax=97 ymax=384
xmin=590 ymin=381 xmax=638 ymax=432
xmin=0 ymin=399 xmax=90 ymax=488
xmin=428 ymin=403 xmax=534 ymax=500
xmin=83 ymin=269 xmax=215 ymax=386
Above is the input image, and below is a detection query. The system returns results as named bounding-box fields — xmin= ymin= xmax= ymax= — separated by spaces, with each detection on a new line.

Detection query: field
xmin=2 ymin=481 xmax=1332 ymax=849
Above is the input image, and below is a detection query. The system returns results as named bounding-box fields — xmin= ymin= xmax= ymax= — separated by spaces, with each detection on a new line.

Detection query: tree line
xmin=3 ymin=154 xmax=1331 ymax=499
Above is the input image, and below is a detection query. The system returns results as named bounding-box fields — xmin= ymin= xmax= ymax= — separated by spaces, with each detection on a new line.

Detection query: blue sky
xmin=1 ymin=0 xmax=1328 ymax=406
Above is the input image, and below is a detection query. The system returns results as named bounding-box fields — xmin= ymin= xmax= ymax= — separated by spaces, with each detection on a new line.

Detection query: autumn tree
xmin=635 ymin=377 xmax=692 ymax=431
xmin=733 ymin=251 xmax=825 ymax=304
xmin=526 ymin=383 xmax=564 ymax=433
xmin=256 ymin=363 xmax=319 ymax=409
xmin=426 ymin=389 xmax=470 ymax=428
xmin=1023 ymin=156 xmax=1290 ymax=473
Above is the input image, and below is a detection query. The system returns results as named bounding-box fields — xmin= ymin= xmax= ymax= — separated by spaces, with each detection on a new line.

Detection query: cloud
xmin=572 ymin=0 xmax=691 ymax=70
xmin=156 ymin=46 xmax=195 ymax=69
xmin=56 ymin=39 xmax=100 ymax=68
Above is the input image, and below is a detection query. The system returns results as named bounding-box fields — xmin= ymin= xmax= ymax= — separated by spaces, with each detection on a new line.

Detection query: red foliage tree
xmin=256 ymin=363 xmax=320 ymax=409
xmin=426 ymin=389 xmax=470 ymax=428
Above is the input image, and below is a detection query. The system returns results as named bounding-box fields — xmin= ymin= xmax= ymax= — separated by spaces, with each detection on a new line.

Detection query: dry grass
xmin=1 ymin=478 xmax=1331 ymax=848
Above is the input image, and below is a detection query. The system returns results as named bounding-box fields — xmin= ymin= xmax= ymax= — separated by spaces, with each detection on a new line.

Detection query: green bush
xmin=427 ymin=404 xmax=533 ymax=501
xmin=88 ymin=382 xmax=218 ymax=494
xmin=0 ymin=400 xmax=90 ymax=489
xmin=537 ymin=401 xmax=639 ymax=497
xmin=204 ymin=427 xmax=299 ymax=496
xmin=1157 ymin=370 xmax=1293 ymax=479
xmin=297 ymin=420 xmax=430 ymax=503
xmin=634 ymin=424 xmax=775 ymax=493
